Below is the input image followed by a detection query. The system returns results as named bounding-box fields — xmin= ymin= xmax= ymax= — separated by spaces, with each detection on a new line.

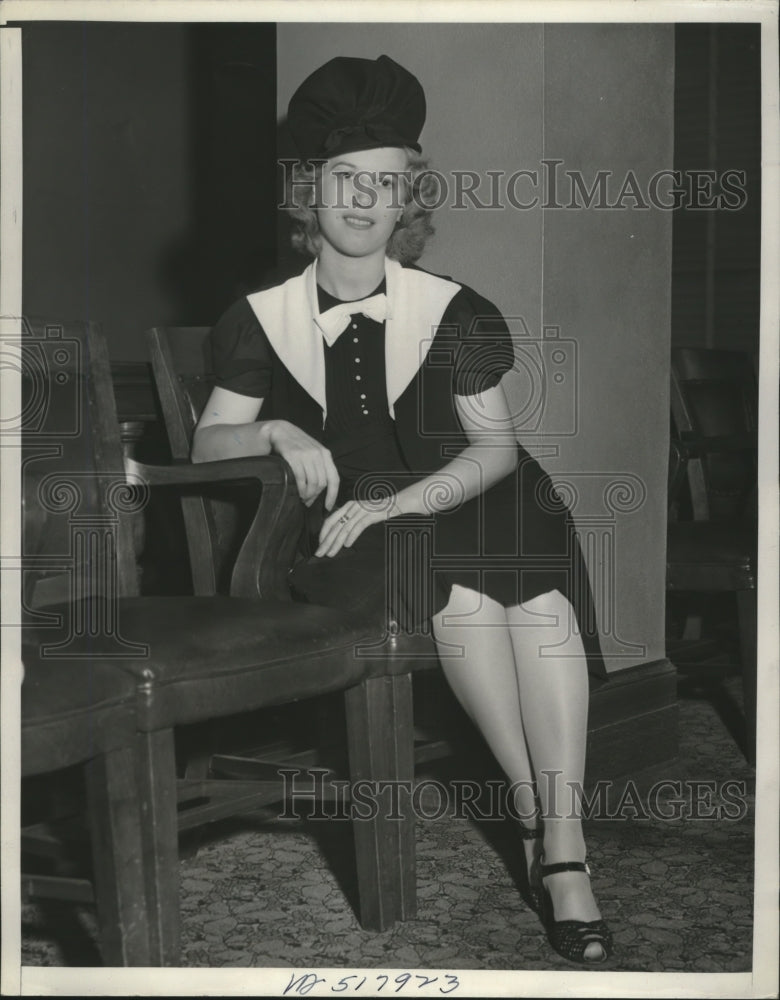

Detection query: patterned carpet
xmin=20 ymin=672 xmax=757 ymax=974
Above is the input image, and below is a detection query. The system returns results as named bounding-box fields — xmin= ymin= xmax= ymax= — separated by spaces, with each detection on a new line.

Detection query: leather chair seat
xmin=24 ymin=597 xmax=379 ymax=730
xmin=667 ymin=520 xmax=756 ymax=590
xmin=21 ymin=659 xmax=137 ymax=776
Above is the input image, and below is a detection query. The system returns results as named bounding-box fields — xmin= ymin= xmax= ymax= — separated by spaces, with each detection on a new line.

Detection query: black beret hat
xmin=287 ymin=54 xmax=426 ymax=161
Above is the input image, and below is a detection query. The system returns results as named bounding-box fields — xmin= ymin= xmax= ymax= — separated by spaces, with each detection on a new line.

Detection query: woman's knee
xmin=432 ymin=584 xmax=506 ymax=631
xmin=513 ymin=588 xmax=573 ymax=621
xmin=505 ymin=588 xmax=579 ymax=643
xmin=507 ymin=588 xmax=587 ymax=661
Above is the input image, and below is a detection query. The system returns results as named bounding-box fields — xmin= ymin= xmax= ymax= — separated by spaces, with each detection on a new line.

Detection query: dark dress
xmin=211 ymin=273 xmax=607 ymax=683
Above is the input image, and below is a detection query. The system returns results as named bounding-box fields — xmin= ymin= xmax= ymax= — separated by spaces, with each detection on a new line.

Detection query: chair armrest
xmin=125 ymin=455 xmax=291 ymax=489
xmin=125 ymin=455 xmax=304 ymax=600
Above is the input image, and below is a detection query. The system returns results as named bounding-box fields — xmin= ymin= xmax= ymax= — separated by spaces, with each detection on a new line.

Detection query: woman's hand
xmin=316 ymin=495 xmax=401 ymax=557
xmin=266 ymin=420 xmax=340 ymax=509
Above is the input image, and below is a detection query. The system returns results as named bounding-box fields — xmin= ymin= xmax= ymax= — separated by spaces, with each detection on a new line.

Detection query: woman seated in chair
xmin=192 ymin=54 xmax=612 ymax=965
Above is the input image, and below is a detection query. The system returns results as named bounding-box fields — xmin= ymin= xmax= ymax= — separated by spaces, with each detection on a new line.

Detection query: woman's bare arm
xmin=192 ymin=386 xmax=340 ymax=509
xmin=192 ymin=387 xmax=271 ymax=461
xmin=393 ymin=382 xmax=519 ymax=516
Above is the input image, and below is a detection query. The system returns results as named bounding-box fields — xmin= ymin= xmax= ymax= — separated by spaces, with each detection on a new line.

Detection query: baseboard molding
xmin=586 ymin=658 xmax=679 ymax=782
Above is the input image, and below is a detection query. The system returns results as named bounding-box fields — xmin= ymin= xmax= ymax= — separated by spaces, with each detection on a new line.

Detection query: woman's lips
xmin=344 ymin=215 xmax=373 ymax=229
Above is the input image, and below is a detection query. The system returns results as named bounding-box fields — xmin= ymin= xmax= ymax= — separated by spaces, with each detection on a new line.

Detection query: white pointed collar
xmin=246 ymin=257 xmax=460 ymax=421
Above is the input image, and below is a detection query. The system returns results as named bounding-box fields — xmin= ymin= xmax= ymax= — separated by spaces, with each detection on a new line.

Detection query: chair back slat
xmin=670 ymin=347 xmax=757 ymax=522
xmin=147 ymin=326 xmax=250 ymax=595
xmin=146 ymin=327 xmax=213 ymax=460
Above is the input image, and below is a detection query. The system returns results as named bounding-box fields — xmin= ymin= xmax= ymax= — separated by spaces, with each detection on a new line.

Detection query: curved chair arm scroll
xmin=125 ymin=455 xmax=304 ymax=600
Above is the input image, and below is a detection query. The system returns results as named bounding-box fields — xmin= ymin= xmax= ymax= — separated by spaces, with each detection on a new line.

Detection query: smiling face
xmin=316 ymin=146 xmax=409 ymax=262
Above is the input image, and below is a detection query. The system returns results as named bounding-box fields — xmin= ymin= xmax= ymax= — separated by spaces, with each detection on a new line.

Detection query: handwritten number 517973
xmin=283 ymin=972 xmax=461 ymax=995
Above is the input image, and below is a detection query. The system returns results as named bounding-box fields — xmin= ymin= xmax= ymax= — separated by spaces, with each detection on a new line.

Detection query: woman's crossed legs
xmin=431 ymin=584 xmax=606 ymax=958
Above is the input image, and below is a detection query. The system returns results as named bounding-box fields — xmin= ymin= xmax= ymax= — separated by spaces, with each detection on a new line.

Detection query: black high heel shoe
xmin=518 ymin=823 xmax=543 ymax=913
xmin=535 ymin=859 xmax=613 ymax=965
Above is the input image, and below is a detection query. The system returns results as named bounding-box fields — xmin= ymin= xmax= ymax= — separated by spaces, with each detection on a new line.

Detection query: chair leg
xmin=736 ymin=589 xmax=757 ymax=766
xmin=83 ymin=745 xmax=151 ymax=966
xmin=344 ymin=672 xmax=416 ymax=931
xmin=134 ymin=727 xmax=181 ymax=965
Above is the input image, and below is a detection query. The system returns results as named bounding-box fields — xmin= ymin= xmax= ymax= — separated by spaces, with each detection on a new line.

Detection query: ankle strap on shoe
xmin=540 ymin=860 xmax=591 ymax=876
xmin=518 ymin=824 xmax=543 ymax=840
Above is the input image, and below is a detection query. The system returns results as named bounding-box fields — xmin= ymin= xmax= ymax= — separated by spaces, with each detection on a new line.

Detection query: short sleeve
xmin=446 ymin=286 xmax=515 ymax=397
xmin=211 ymin=298 xmax=272 ymax=398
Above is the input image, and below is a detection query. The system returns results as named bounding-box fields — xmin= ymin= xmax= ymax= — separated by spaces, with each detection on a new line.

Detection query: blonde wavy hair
xmin=285 ymin=148 xmax=438 ymax=264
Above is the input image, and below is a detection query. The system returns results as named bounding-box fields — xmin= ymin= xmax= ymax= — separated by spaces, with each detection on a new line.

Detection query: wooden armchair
xmin=666 ymin=346 xmax=758 ymax=764
xmin=20 ymin=322 xmax=153 ymax=965
xmin=20 ymin=320 xmax=415 ymax=966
